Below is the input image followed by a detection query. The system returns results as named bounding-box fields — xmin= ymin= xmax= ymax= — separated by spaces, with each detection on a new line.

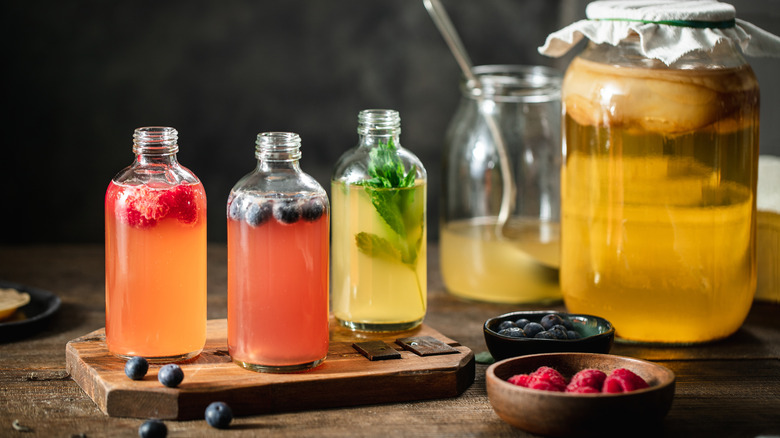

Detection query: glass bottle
xmin=560 ymin=36 xmax=759 ymax=344
xmin=331 ymin=109 xmax=427 ymax=332
xmin=105 ymin=126 xmax=207 ymax=361
xmin=441 ymin=65 xmax=562 ymax=304
xmin=227 ymin=132 xmax=329 ymax=372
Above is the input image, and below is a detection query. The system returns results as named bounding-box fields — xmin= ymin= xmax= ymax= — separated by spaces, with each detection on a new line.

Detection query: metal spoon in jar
xmin=423 ymin=0 xmax=516 ymax=236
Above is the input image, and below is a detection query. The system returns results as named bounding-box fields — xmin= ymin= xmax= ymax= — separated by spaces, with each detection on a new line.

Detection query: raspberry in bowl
xmin=486 ymin=352 xmax=675 ymax=437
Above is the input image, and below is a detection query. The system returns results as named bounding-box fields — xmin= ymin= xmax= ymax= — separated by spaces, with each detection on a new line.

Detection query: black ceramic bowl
xmin=484 ymin=311 xmax=614 ymax=361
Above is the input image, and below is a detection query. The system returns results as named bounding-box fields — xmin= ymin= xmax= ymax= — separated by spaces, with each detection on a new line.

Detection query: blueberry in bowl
xmin=484 ymin=311 xmax=614 ymax=361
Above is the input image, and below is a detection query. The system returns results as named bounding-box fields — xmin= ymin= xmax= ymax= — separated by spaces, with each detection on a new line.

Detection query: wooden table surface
xmin=1 ymin=244 xmax=778 ymax=437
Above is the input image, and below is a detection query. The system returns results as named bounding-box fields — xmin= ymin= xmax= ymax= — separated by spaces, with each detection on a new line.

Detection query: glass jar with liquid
xmin=543 ymin=1 xmax=766 ymax=344
xmin=441 ymin=65 xmax=563 ymax=304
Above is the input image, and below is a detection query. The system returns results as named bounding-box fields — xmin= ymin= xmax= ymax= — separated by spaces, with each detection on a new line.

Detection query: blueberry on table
xmin=157 ymin=364 xmax=184 ymax=388
xmin=124 ymin=356 xmax=149 ymax=380
xmin=245 ymin=201 xmax=273 ymax=227
xmin=523 ymin=322 xmax=544 ymax=338
xmin=205 ymin=401 xmax=234 ymax=429
xmin=497 ymin=320 xmax=517 ymax=331
xmin=273 ymin=199 xmax=302 ymax=224
xmin=301 ymin=197 xmax=325 ymax=221
xmin=138 ymin=419 xmax=167 ymax=438
xmin=540 ymin=314 xmax=565 ymax=330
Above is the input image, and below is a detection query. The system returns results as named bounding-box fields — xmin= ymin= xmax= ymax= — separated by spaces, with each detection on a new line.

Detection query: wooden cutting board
xmin=65 ymin=318 xmax=475 ymax=420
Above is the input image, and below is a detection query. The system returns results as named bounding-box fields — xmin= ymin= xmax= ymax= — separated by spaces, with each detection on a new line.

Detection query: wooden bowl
xmin=486 ymin=353 xmax=675 ymax=437
xmin=483 ymin=311 xmax=614 ymax=361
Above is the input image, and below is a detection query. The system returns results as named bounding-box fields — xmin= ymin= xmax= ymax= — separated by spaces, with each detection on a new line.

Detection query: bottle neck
xmin=358 ymin=132 xmax=401 ymax=148
xmin=255 ymin=132 xmax=302 ymax=171
xmin=357 ymin=109 xmax=402 ymax=149
xmin=132 ymin=126 xmax=180 ymax=166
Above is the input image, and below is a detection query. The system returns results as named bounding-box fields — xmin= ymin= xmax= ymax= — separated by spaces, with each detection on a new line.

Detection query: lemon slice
xmin=0 ymin=288 xmax=31 ymax=321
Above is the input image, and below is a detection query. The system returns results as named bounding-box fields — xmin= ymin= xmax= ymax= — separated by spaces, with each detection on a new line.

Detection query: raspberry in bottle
xmin=105 ymin=126 xmax=207 ymax=361
xmin=227 ymin=132 xmax=330 ymax=372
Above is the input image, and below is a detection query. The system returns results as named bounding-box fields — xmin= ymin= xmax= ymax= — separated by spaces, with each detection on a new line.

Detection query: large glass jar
xmin=560 ymin=37 xmax=759 ymax=344
xmin=441 ymin=65 xmax=562 ymax=304
xmin=331 ymin=109 xmax=427 ymax=332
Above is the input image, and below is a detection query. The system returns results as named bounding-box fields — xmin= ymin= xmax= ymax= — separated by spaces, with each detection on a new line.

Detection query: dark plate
xmin=484 ymin=310 xmax=614 ymax=361
xmin=0 ymin=280 xmax=61 ymax=341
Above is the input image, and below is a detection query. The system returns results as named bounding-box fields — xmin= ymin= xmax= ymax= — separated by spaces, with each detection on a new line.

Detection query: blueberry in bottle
xmin=301 ymin=197 xmax=325 ymax=221
xmin=245 ymin=200 xmax=273 ymax=227
xmin=273 ymin=199 xmax=302 ymax=224
xmin=228 ymin=196 xmax=245 ymax=221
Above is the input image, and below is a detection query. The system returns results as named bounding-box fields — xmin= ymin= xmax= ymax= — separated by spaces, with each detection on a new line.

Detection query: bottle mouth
xmin=357 ymin=109 xmax=401 ymax=136
xmin=133 ymin=126 xmax=179 ymax=155
xmin=255 ymin=132 xmax=302 ymax=161
xmin=464 ymin=65 xmax=562 ymax=103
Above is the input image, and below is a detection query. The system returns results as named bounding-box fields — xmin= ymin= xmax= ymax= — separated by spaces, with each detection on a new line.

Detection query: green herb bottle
xmin=331 ymin=109 xmax=427 ymax=331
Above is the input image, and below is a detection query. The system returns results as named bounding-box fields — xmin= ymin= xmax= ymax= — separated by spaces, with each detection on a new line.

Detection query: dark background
xmin=3 ymin=0 xmax=779 ymax=244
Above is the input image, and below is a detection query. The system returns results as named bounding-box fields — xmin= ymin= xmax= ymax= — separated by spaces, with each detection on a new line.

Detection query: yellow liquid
xmin=756 ymin=211 xmax=780 ymax=302
xmin=331 ymin=180 xmax=426 ymax=331
xmin=561 ymin=58 xmax=759 ymax=344
xmin=440 ymin=218 xmax=561 ymax=304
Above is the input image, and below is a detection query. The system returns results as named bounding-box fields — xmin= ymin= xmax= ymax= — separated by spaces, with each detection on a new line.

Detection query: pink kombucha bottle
xmin=227 ymin=132 xmax=329 ymax=372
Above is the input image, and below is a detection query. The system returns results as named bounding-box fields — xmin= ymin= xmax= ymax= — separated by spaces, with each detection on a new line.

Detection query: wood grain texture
xmin=1 ymin=244 xmax=779 ymax=437
xmin=66 ymin=319 xmax=475 ymax=420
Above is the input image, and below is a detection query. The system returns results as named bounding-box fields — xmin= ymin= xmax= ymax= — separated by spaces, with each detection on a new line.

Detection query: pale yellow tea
xmin=441 ymin=217 xmax=560 ymax=304
xmin=331 ymin=180 xmax=427 ymax=331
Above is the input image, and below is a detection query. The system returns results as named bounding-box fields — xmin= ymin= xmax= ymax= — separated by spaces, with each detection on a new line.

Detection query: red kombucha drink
xmin=227 ymin=194 xmax=330 ymax=371
xmin=227 ymin=132 xmax=329 ymax=372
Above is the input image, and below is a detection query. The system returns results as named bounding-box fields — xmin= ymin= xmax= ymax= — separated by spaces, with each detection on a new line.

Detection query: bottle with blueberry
xmin=331 ymin=109 xmax=428 ymax=332
xmin=105 ymin=126 xmax=207 ymax=362
xmin=226 ymin=132 xmax=330 ymax=372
